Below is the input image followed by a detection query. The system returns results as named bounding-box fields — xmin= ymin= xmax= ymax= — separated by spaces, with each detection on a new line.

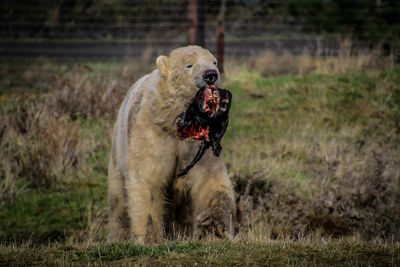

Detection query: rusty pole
xmin=187 ymin=0 xmax=205 ymax=47
xmin=216 ymin=0 xmax=227 ymax=74
xmin=187 ymin=0 xmax=198 ymax=45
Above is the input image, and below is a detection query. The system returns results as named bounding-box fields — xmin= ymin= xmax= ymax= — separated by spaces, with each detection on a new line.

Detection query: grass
xmin=0 ymin=49 xmax=399 ymax=265
xmin=1 ymin=239 xmax=399 ymax=266
xmin=225 ymin=62 xmax=400 ymax=239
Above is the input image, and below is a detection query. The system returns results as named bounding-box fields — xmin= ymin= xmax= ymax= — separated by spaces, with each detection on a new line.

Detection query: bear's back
xmin=114 ymin=73 xmax=150 ymax=177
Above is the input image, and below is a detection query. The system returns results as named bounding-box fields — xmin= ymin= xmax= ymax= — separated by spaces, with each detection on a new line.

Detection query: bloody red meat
xmin=175 ymin=84 xmax=232 ymax=177
xmin=176 ymin=122 xmax=210 ymax=142
xmin=176 ymin=85 xmax=220 ymax=142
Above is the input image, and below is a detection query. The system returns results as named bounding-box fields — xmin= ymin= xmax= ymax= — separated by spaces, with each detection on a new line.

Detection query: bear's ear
xmin=156 ymin=55 xmax=170 ymax=77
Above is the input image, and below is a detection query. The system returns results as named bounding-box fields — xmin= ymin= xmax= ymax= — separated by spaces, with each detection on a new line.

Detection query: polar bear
xmin=107 ymin=46 xmax=234 ymax=243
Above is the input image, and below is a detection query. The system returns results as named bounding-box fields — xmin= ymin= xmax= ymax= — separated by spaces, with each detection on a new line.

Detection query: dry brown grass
xmin=0 ymin=62 xmax=140 ymax=206
xmin=252 ymin=39 xmax=395 ymax=77
xmin=45 ymin=70 xmax=127 ymax=119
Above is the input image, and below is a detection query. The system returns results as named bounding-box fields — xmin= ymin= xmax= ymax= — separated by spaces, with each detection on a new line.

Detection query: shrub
xmin=0 ymin=99 xmax=82 ymax=193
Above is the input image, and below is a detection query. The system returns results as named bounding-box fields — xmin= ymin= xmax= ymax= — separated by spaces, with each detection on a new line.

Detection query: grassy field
xmin=0 ymin=49 xmax=399 ymax=265
xmin=1 ymin=239 xmax=399 ymax=266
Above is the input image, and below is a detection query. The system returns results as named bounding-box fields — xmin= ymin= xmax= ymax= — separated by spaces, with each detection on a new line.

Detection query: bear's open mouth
xmin=202 ymin=84 xmax=220 ymax=117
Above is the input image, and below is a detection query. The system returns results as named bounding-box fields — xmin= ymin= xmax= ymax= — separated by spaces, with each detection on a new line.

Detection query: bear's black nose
xmin=203 ymin=69 xmax=218 ymax=84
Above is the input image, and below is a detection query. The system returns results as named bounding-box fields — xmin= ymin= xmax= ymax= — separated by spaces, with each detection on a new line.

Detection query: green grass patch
xmin=1 ymin=240 xmax=399 ymax=266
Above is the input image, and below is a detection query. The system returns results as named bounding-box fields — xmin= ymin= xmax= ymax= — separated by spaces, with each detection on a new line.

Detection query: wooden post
xmin=187 ymin=0 xmax=205 ymax=47
xmin=216 ymin=0 xmax=226 ymax=74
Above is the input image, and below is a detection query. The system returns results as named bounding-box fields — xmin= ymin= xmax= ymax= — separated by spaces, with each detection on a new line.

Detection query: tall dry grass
xmin=1 ymin=101 xmax=81 ymax=190
xmin=0 ymin=63 xmax=139 ymax=206
xmin=252 ymin=39 xmax=395 ymax=77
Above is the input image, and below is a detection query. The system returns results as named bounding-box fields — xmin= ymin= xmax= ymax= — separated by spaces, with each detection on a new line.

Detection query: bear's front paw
xmin=196 ymin=191 xmax=234 ymax=239
xmin=197 ymin=212 xmax=231 ymax=239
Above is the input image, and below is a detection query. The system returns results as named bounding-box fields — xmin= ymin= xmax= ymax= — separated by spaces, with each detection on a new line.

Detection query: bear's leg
xmin=123 ymin=125 xmax=178 ymax=243
xmin=107 ymin=150 xmax=130 ymax=242
xmin=185 ymin=150 xmax=235 ymax=239
xmin=124 ymin=178 xmax=167 ymax=244
xmin=125 ymin=142 xmax=178 ymax=244
xmin=164 ymin=179 xmax=195 ymax=239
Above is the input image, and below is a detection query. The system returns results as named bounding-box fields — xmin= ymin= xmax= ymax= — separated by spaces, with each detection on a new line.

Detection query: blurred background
xmin=1 ymin=0 xmax=399 ymax=60
xmin=1 ymin=0 xmax=400 ymax=253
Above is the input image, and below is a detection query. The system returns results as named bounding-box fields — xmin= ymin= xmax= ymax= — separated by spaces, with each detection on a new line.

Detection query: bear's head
xmin=156 ymin=46 xmax=220 ymax=100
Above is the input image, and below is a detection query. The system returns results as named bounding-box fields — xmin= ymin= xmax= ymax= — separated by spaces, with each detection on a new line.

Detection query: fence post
xmin=188 ymin=0 xmax=205 ymax=47
xmin=216 ymin=0 xmax=226 ymax=74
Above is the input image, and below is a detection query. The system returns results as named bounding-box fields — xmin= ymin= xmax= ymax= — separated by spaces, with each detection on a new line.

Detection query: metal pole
xmin=188 ymin=0 xmax=205 ymax=47
xmin=187 ymin=0 xmax=198 ymax=45
xmin=216 ymin=0 xmax=227 ymax=74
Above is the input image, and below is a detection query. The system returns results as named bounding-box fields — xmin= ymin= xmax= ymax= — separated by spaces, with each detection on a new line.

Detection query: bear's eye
xmin=186 ymin=64 xmax=193 ymax=69
xmin=213 ymin=61 xmax=217 ymax=65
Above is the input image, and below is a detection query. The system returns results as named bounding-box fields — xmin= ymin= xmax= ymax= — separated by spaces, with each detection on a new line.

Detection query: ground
xmin=1 ymin=239 xmax=399 ymax=266
xmin=0 ymin=50 xmax=399 ymax=265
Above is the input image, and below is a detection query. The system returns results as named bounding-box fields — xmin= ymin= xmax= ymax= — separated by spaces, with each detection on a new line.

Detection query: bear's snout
xmin=203 ymin=69 xmax=219 ymax=85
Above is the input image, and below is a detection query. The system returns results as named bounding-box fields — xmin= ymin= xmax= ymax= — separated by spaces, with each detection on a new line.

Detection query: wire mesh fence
xmin=1 ymin=0 xmax=399 ymax=59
